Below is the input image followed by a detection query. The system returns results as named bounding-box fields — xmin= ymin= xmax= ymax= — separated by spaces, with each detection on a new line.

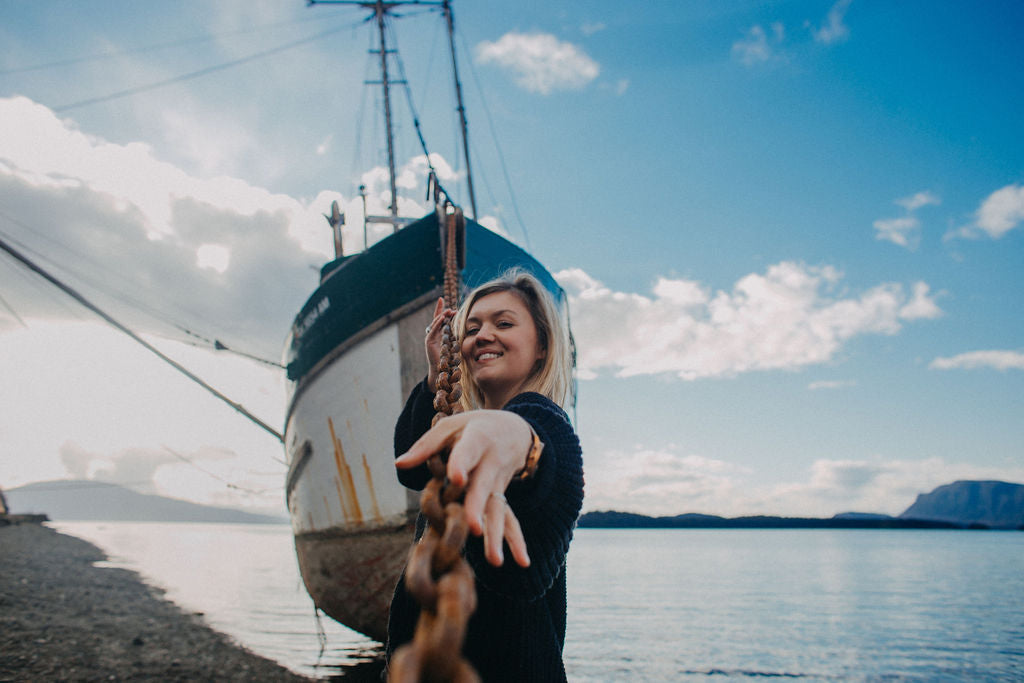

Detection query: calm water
xmin=55 ymin=523 xmax=1024 ymax=681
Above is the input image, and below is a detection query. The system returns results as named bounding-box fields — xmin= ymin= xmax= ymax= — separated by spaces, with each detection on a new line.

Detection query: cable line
xmin=163 ymin=446 xmax=285 ymax=488
xmin=0 ymin=215 xmax=283 ymax=368
xmin=0 ymin=10 xmax=352 ymax=76
xmin=458 ymin=30 xmax=530 ymax=249
xmin=0 ymin=232 xmax=284 ymax=444
xmin=54 ymin=21 xmax=360 ymax=113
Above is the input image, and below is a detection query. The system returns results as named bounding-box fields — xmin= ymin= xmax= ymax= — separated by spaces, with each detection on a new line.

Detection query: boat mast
xmin=372 ymin=0 xmax=400 ymax=230
xmin=308 ymin=0 xmax=477 ymax=223
xmin=442 ymin=0 xmax=477 ymax=219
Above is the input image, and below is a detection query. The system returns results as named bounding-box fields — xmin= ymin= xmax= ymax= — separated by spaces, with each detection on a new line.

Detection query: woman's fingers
xmin=396 ymin=414 xmax=462 ymax=468
xmin=482 ymin=493 xmax=506 ymax=565
xmin=481 ymin=493 xmax=530 ymax=568
xmin=445 ymin=422 xmax=489 ymax=490
xmin=460 ymin=458 xmax=501 ymax=534
xmin=503 ymin=508 xmax=530 ymax=567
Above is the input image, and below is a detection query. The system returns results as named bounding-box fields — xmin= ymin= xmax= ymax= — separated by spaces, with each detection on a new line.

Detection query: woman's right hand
xmin=425 ymin=297 xmax=456 ymax=392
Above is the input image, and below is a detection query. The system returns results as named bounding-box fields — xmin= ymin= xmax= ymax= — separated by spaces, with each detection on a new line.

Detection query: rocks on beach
xmin=0 ymin=519 xmax=312 ymax=682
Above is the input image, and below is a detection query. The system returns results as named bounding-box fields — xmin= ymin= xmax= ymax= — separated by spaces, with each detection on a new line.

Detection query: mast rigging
xmin=0 ymin=233 xmax=284 ymax=444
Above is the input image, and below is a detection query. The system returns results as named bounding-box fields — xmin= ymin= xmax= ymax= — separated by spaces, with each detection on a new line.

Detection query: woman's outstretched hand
xmin=396 ymin=410 xmax=534 ymax=569
xmin=424 ymin=297 xmax=456 ymax=392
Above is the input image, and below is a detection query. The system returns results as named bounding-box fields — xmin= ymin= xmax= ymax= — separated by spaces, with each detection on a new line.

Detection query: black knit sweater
xmin=385 ymin=380 xmax=584 ymax=682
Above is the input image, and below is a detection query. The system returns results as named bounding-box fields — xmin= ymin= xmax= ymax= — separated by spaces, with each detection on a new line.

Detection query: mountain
xmin=6 ymin=480 xmax=286 ymax=524
xmin=899 ymin=480 xmax=1024 ymax=530
xmin=832 ymin=512 xmax=895 ymax=521
xmin=576 ymin=510 xmax=957 ymax=530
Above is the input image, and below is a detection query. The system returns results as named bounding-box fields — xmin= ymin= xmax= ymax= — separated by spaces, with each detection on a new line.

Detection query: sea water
xmin=54 ymin=523 xmax=1024 ymax=681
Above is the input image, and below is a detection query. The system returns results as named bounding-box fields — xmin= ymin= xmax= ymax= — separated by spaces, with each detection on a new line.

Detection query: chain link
xmin=389 ymin=207 xmax=479 ymax=683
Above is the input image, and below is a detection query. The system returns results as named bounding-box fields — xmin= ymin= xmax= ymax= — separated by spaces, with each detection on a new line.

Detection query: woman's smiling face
xmin=461 ymin=290 xmax=546 ymax=408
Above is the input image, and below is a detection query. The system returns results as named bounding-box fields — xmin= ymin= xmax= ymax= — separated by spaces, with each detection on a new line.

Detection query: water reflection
xmin=55 ymin=521 xmax=381 ymax=679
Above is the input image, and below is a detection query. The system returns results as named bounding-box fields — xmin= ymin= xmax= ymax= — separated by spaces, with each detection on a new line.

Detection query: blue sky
xmin=1 ymin=0 xmax=1021 ymax=517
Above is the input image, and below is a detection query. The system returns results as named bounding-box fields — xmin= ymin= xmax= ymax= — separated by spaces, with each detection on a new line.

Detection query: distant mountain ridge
xmin=579 ymin=480 xmax=1024 ymax=530
xmin=6 ymin=480 xmax=286 ymax=524
xmin=577 ymin=511 xmax=958 ymax=530
xmin=900 ymin=480 xmax=1024 ymax=530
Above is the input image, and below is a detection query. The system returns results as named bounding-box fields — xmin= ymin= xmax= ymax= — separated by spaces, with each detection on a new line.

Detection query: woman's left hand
xmin=396 ymin=410 xmax=534 ymax=568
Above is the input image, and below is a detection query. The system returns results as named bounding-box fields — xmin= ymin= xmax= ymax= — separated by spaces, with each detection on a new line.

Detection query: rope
xmin=389 ymin=206 xmax=479 ymax=683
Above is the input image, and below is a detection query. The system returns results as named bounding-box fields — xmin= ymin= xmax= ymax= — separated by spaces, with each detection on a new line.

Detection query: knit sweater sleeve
xmin=392 ymin=378 xmax=435 ymax=491
xmin=463 ymin=392 xmax=584 ymax=601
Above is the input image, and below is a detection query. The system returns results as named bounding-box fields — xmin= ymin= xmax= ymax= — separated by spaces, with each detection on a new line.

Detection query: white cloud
xmin=873 ymin=216 xmax=920 ymax=248
xmin=974 ymin=183 xmax=1024 ymax=238
xmin=807 ymin=379 xmax=856 ymax=390
xmin=896 ymin=190 xmax=940 ymax=212
xmin=761 ymin=457 xmax=1024 ymax=517
xmin=583 ymin=445 xmax=751 ymax=516
xmin=580 ymin=22 xmax=606 ymax=36
xmin=583 ymin=447 xmax=1024 ymax=518
xmin=556 ymin=263 xmax=941 ymax=381
xmin=930 ymin=350 xmax=1024 ymax=371
xmin=874 ymin=190 xmax=940 ymax=249
xmin=315 ymin=134 xmax=333 ymax=157
xmin=0 ymin=96 xmax=459 ymax=357
xmin=732 ymin=23 xmax=785 ymax=66
xmin=812 ymin=0 xmax=852 ymax=45
xmin=475 ymin=32 xmax=600 ymax=94
xmin=899 ymin=282 xmax=942 ymax=319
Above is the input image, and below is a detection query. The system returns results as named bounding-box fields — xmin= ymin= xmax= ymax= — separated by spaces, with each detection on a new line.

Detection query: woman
xmin=386 ymin=270 xmax=584 ymax=682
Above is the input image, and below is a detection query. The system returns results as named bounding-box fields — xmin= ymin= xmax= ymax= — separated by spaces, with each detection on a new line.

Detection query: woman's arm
xmin=393 ymin=298 xmax=456 ymax=490
xmin=393 ymin=379 xmax=435 ymax=491
xmin=396 ymin=394 xmax=584 ymax=599
xmin=465 ymin=394 xmax=584 ymax=600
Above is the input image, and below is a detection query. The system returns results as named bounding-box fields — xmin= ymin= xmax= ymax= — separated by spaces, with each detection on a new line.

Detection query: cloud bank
xmin=584 ymin=446 xmax=1024 ymax=518
xmin=475 ymin=32 xmax=599 ymax=94
xmin=931 ymin=350 xmax=1024 ymax=371
xmin=557 ymin=264 xmax=940 ymax=381
xmin=0 ymin=96 xmax=452 ymax=357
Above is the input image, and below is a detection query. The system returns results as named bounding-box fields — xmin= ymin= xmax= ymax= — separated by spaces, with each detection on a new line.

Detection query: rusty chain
xmin=389 ymin=207 xmax=480 ymax=683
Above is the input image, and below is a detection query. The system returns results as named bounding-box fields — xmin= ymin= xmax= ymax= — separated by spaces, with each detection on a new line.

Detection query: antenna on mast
xmin=371 ymin=0 xmax=400 ymax=230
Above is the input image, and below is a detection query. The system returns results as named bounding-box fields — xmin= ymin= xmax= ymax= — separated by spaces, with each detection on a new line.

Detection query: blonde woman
xmin=387 ymin=270 xmax=584 ymax=682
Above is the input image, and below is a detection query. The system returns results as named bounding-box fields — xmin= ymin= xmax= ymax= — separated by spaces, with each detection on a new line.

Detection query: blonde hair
xmin=455 ymin=269 xmax=574 ymax=411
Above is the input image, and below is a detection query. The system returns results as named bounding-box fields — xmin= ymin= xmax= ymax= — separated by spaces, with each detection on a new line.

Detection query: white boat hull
xmin=285 ymin=304 xmax=432 ymax=641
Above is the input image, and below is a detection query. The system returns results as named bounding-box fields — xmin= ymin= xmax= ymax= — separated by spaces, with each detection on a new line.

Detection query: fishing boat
xmin=283 ymin=1 xmax=571 ymax=642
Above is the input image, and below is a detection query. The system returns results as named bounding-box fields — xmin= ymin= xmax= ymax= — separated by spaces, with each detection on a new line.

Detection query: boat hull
xmin=294 ymin=524 xmax=412 ymax=643
xmin=285 ymin=310 xmax=430 ymax=640
xmin=284 ymin=212 xmax=565 ymax=641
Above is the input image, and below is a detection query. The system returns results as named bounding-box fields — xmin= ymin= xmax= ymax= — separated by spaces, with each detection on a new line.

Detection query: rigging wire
xmin=0 ymin=10 xmax=354 ymax=76
xmin=53 ymin=20 xmax=364 ymax=113
xmin=0 ymin=244 xmax=88 ymax=322
xmin=0 ymin=289 xmax=27 ymax=328
xmin=0 ymin=232 xmax=285 ymax=444
xmin=457 ymin=29 xmax=531 ymax=249
xmin=0 ymin=214 xmax=283 ymax=368
xmin=163 ymin=445 xmax=285 ymax=489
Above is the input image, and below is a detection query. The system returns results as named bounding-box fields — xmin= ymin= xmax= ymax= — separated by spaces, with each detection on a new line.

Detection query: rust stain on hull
xmin=362 ymin=454 xmax=383 ymax=522
xmin=328 ymin=417 xmax=363 ymax=524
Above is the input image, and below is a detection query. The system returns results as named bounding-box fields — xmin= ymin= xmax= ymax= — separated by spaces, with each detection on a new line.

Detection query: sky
xmin=1 ymin=0 xmax=1022 ymax=519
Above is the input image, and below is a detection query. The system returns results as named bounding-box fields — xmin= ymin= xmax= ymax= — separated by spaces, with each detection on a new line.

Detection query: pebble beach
xmin=0 ymin=519 xmax=312 ymax=682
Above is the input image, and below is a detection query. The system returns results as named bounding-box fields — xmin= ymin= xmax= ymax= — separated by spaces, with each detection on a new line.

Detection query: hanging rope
xmin=389 ymin=206 xmax=479 ymax=683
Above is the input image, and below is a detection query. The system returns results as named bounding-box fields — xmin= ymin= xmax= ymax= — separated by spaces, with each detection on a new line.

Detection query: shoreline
xmin=0 ymin=519 xmax=313 ymax=682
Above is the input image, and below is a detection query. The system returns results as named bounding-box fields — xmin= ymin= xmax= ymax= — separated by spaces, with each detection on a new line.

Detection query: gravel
xmin=0 ymin=520 xmax=313 ymax=682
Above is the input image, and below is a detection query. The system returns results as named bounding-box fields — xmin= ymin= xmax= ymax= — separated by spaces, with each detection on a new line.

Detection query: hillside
xmin=6 ymin=480 xmax=286 ymax=524
xmin=899 ymin=480 xmax=1024 ymax=530
xmin=578 ymin=480 xmax=1024 ymax=530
